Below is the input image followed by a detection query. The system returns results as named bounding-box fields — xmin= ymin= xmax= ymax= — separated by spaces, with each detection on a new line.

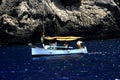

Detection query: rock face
xmin=0 ymin=0 xmax=120 ymax=44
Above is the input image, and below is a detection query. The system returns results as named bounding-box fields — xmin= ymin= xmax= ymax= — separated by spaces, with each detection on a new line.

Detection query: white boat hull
xmin=32 ymin=47 xmax=88 ymax=56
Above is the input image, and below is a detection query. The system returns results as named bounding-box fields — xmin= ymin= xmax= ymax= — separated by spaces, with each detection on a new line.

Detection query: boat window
xmin=47 ymin=46 xmax=73 ymax=50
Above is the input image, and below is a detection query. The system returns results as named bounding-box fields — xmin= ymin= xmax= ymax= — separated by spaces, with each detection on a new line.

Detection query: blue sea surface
xmin=0 ymin=39 xmax=120 ymax=80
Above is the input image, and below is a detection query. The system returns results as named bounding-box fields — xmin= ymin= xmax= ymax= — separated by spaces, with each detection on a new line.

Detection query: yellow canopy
xmin=44 ymin=36 xmax=82 ymax=41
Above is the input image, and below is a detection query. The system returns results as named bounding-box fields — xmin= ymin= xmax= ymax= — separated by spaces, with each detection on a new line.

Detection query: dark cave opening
xmin=59 ymin=0 xmax=81 ymax=7
xmin=0 ymin=0 xmax=2 ymax=5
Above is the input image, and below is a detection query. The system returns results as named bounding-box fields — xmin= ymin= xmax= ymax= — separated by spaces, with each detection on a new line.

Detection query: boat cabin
xmin=43 ymin=36 xmax=84 ymax=50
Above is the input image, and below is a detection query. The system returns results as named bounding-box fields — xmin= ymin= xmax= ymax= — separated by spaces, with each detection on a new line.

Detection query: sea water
xmin=0 ymin=39 xmax=120 ymax=80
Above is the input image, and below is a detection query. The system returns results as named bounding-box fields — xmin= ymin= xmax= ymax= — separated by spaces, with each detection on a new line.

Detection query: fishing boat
xmin=31 ymin=36 xmax=88 ymax=56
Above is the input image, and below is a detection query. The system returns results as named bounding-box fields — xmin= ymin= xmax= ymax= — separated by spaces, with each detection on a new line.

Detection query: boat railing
xmin=44 ymin=45 xmax=73 ymax=50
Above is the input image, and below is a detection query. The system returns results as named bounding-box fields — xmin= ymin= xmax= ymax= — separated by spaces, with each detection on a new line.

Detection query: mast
xmin=42 ymin=0 xmax=45 ymax=34
xmin=41 ymin=1 xmax=45 ymax=47
xmin=42 ymin=5 xmax=45 ymax=34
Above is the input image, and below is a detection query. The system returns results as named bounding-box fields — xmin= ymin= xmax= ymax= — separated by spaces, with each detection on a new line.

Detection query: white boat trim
xmin=32 ymin=46 xmax=88 ymax=56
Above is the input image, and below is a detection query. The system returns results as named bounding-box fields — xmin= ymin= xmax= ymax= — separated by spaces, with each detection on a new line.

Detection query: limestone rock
xmin=0 ymin=14 xmax=18 ymax=34
xmin=0 ymin=0 xmax=120 ymax=44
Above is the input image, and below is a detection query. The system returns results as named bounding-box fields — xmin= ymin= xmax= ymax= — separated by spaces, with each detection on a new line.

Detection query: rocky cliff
xmin=0 ymin=0 xmax=120 ymax=44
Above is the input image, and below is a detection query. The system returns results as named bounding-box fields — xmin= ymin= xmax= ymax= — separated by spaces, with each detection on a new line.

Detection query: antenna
xmin=42 ymin=0 xmax=45 ymax=34
xmin=41 ymin=1 xmax=46 ymax=47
